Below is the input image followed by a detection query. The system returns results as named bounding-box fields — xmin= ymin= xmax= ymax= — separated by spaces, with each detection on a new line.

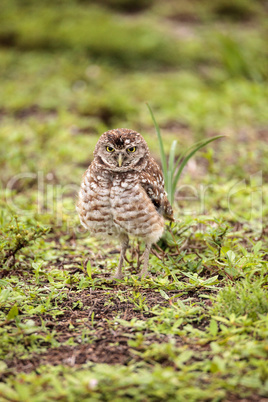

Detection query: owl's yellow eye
xmin=127 ymin=147 xmax=136 ymax=153
xmin=106 ymin=146 xmax=115 ymax=152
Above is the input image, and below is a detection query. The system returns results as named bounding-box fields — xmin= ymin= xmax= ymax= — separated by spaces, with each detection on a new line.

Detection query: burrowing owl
xmin=77 ymin=128 xmax=173 ymax=278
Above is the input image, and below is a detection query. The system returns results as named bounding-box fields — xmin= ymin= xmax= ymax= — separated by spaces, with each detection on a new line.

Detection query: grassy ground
xmin=0 ymin=0 xmax=268 ymax=400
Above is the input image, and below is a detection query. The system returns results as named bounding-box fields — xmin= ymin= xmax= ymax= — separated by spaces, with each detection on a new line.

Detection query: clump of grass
xmin=0 ymin=215 xmax=50 ymax=268
xmin=217 ymin=34 xmax=267 ymax=81
xmin=147 ymin=104 xmax=224 ymax=205
xmin=0 ymin=2 xmax=184 ymax=70
xmin=212 ymin=0 xmax=260 ymax=21
xmin=211 ymin=279 xmax=268 ymax=321
xmin=88 ymin=0 xmax=154 ymax=13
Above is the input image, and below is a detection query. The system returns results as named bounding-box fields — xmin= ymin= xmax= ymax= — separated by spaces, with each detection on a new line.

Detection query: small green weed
xmin=211 ymin=278 xmax=268 ymax=321
xmin=0 ymin=215 xmax=49 ymax=268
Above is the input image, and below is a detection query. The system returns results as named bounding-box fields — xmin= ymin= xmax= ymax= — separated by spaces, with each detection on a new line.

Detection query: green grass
xmin=211 ymin=278 xmax=268 ymax=321
xmin=147 ymin=103 xmax=224 ymax=204
xmin=0 ymin=0 xmax=268 ymax=400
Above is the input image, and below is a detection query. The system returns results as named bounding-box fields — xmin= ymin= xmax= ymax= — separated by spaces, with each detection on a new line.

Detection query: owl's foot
xmin=111 ymin=273 xmax=124 ymax=280
xmin=139 ymin=268 xmax=152 ymax=278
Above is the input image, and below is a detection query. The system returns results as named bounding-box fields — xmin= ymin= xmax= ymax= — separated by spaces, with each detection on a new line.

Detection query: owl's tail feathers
xmin=164 ymin=212 xmax=175 ymax=222
xmin=162 ymin=198 xmax=174 ymax=222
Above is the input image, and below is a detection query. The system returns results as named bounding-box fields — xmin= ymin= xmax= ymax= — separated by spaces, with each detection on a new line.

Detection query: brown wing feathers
xmin=140 ymin=158 xmax=174 ymax=221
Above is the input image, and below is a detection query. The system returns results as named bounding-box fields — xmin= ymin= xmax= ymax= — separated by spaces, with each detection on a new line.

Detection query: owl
xmin=77 ymin=128 xmax=173 ymax=279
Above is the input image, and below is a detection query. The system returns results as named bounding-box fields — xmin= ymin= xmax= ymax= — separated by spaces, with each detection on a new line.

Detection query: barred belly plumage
xmin=78 ymin=170 xmax=164 ymax=243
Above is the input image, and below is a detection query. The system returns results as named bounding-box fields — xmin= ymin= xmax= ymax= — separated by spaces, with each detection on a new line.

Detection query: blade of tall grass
xmin=171 ymin=135 xmax=224 ymax=203
xmin=146 ymin=103 xmax=167 ymax=180
xmin=173 ymin=137 xmax=222 ymax=174
xmin=172 ymin=140 xmax=206 ymax=178
xmin=147 ymin=103 xmax=224 ymax=205
xmin=168 ymin=140 xmax=177 ymax=179
xmin=167 ymin=170 xmax=172 ymax=203
xmin=167 ymin=140 xmax=178 ymax=202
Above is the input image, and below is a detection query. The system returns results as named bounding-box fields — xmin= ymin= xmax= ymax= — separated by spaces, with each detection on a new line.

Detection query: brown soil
xmin=3 ymin=282 xmax=208 ymax=376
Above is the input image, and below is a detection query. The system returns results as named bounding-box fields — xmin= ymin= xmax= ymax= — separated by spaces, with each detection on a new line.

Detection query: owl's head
xmin=94 ymin=128 xmax=149 ymax=172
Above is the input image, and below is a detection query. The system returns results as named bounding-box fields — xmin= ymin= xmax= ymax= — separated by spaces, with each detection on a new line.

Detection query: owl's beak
xmin=118 ymin=153 xmax=123 ymax=167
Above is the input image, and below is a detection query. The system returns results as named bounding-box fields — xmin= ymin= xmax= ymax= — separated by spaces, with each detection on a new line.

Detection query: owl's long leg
xmin=112 ymin=234 xmax=129 ymax=279
xmin=139 ymin=243 xmax=151 ymax=277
